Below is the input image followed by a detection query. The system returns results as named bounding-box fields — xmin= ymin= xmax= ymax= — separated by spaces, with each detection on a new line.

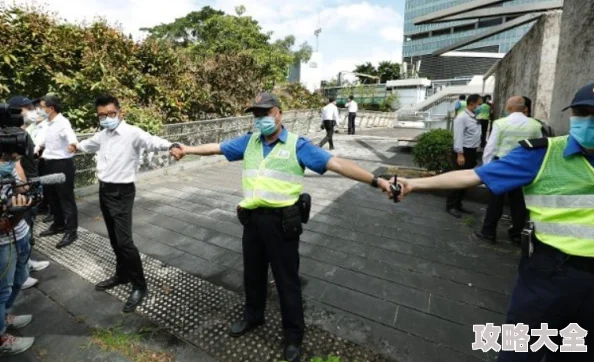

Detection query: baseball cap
xmin=245 ymin=92 xmax=282 ymax=113
xmin=563 ymin=82 xmax=594 ymax=110
xmin=7 ymin=95 xmax=33 ymax=109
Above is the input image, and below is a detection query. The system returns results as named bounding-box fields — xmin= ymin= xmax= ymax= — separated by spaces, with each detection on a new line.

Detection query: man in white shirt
xmin=476 ymin=96 xmax=542 ymax=243
xmin=36 ymin=95 xmax=79 ymax=249
xmin=69 ymin=94 xmax=176 ymax=313
xmin=345 ymin=95 xmax=358 ymax=135
xmin=318 ymin=98 xmax=340 ymax=150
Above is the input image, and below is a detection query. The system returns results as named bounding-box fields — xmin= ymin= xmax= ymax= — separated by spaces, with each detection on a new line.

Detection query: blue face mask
xmin=473 ymin=107 xmax=481 ymax=115
xmin=254 ymin=116 xmax=277 ymax=136
xmin=37 ymin=108 xmax=49 ymax=119
xmin=100 ymin=116 xmax=121 ymax=130
xmin=569 ymin=116 xmax=594 ymax=149
xmin=0 ymin=160 xmax=15 ymax=178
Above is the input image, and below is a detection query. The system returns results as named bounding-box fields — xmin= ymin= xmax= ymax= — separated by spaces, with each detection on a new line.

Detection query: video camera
xmin=0 ymin=103 xmax=30 ymax=156
xmin=0 ymin=173 xmax=66 ymax=219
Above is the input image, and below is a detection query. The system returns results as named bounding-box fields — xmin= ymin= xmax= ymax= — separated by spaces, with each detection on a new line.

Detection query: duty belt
xmin=534 ymin=239 xmax=594 ymax=274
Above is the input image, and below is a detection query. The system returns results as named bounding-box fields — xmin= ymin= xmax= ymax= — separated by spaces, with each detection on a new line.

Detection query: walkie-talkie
xmin=391 ymin=176 xmax=402 ymax=203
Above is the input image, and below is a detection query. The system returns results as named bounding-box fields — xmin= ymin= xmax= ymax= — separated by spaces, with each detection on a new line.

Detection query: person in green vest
xmin=455 ymin=94 xmax=467 ymax=115
xmin=477 ymin=95 xmax=492 ymax=149
xmin=390 ymin=82 xmax=594 ymax=362
xmin=170 ymin=92 xmax=394 ymax=362
xmin=477 ymin=96 xmax=543 ymax=243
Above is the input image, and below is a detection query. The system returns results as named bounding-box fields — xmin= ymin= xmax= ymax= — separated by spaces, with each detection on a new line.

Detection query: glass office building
xmin=403 ymin=0 xmax=549 ymax=79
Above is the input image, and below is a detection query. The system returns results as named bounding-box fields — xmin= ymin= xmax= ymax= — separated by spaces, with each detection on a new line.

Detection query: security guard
xmin=394 ymin=83 xmax=594 ymax=361
xmin=477 ymin=96 xmax=543 ymax=243
xmin=170 ymin=92 xmax=393 ymax=362
xmin=455 ymin=94 xmax=467 ymax=116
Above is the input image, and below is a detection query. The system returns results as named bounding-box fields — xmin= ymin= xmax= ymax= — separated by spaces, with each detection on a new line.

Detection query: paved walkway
xmin=26 ymin=128 xmax=520 ymax=361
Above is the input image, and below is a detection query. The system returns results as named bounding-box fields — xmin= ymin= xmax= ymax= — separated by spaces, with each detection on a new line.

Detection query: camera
xmin=0 ymin=103 xmax=31 ymax=156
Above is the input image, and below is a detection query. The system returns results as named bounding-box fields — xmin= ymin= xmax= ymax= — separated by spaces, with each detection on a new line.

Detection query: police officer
xmin=393 ymin=82 xmax=594 ymax=361
xmin=477 ymin=96 xmax=542 ymax=243
xmin=171 ymin=92 xmax=393 ymax=362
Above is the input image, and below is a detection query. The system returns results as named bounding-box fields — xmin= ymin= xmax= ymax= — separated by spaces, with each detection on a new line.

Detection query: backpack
xmin=533 ymin=118 xmax=555 ymax=137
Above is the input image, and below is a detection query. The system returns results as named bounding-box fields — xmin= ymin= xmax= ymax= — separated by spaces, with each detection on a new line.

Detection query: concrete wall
xmin=493 ymin=11 xmax=562 ymax=121
xmin=549 ymin=0 xmax=594 ymax=135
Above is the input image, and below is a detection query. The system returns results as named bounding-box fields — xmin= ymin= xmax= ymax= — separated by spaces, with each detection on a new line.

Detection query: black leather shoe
xmin=96 ymin=276 xmax=129 ymax=291
xmin=55 ymin=232 xmax=77 ymax=249
xmin=229 ymin=318 xmax=264 ymax=337
xmin=474 ymin=230 xmax=496 ymax=244
xmin=42 ymin=214 xmax=54 ymax=223
xmin=40 ymin=225 xmax=65 ymax=237
xmin=457 ymin=206 xmax=474 ymax=215
xmin=446 ymin=208 xmax=462 ymax=218
xmin=283 ymin=343 xmax=302 ymax=362
xmin=123 ymin=288 xmax=147 ymax=313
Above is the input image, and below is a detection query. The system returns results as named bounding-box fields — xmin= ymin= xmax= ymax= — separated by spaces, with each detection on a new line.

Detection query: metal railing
xmin=73 ymin=109 xmax=395 ymax=188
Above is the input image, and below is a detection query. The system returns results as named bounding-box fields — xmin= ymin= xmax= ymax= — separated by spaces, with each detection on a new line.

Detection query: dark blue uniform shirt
xmin=220 ymin=127 xmax=332 ymax=175
xmin=475 ymin=135 xmax=594 ymax=195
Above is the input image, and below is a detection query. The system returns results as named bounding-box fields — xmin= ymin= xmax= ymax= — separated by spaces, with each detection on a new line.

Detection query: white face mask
xmin=100 ymin=116 xmax=121 ymax=130
xmin=24 ymin=110 xmax=38 ymax=124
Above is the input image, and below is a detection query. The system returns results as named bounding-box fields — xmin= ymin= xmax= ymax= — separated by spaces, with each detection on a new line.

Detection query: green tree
xmin=353 ymin=62 xmax=378 ymax=84
xmin=140 ymin=6 xmax=224 ymax=46
xmin=377 ymin=61 xmax=401 ymax=83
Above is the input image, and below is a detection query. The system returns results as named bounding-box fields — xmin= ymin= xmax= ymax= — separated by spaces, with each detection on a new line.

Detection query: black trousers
xmin=242 ymin=211 xmax=304 ymax=344
xmin=318 ymin=120 xmax=335 ymax=150
xmin=99 ymin=182 xmax=146 ymax=289
xmin=348 ymin=112 xmax=357 ymax=135
xmin=446 ymin=147 xmax=478 ymax=210
xmin=481 ymin=187 xmax=527 ymax=238
xmin=45 ymin=158 xmax=77 ymax=232
xmin=478 ymin=118 xmax=489 ymax=148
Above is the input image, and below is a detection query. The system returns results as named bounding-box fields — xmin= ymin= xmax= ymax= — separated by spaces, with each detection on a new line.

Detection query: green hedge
xmin=412 ymin=129 xmax=454 ymax=174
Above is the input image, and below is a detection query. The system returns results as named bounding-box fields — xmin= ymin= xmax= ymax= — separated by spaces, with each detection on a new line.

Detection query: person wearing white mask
xmin=6 ymin=96 xmax=50 ymax=289
xmin=68 ymin=94 xmax=177 ymax=313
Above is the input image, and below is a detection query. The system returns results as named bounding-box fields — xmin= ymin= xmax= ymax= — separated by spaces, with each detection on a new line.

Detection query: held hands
xmin=169 ymin=144 xmax=186 ymax=161
xmin=68 ymin=143 xmax=78 ymax=154
xmin=377 ymin=178 xmax=404 ymax=202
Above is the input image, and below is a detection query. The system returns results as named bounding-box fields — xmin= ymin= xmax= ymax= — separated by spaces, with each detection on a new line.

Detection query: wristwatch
xmin=370 ymin=177 xmax=379 ymax=188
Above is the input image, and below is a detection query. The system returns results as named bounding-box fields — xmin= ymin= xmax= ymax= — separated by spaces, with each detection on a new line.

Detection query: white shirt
xmin=346 ymin=100 xmax=358 ymax=113
xmin=27 ymin=120 xmax=48 ymax=146
xmin=40 ymin=114 xmax=78 ymax=159
xmin=482 ymin=112 xmax=542 ymax=164
xmin=77 ymin=121 xmax=172 ymax=184
xmin=321 ymin=103 xmax=341 ymax=124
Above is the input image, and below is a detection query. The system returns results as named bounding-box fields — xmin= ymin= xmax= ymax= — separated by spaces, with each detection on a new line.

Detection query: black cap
xmin=563 ymin=82 xmax=594 ymax=111
xmin=7 ymin=95 xmax=32 ymax=109
xmin=245 ymin=92 xmax=282 ymax=113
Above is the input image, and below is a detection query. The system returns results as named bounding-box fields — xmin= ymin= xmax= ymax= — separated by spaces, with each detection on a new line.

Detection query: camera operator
xmin=35 ymin=95 xmax=78 ymax=248
xmin=0 ymin=122 xmax=36 ymax=355
xmin=7 ymin=97 xmax=50 ymax=289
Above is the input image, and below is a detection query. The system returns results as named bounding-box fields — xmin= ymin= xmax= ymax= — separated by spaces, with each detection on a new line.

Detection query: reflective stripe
xmin=243 ymin=189 xmax=297 ymax=202
xmin=242 ymin=169 xmax=303 ymax=184
xmin=533 ymin=221 xmax=594 ymax=240
xmin=525 ymin=195 xmax=594 ymax=208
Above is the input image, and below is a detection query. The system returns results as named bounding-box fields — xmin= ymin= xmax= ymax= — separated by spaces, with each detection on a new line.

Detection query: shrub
xmin=412 ymin=129 xmax=454 ymax=174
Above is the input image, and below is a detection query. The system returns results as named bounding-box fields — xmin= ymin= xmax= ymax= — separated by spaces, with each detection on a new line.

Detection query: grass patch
xmin=91 ymin=326 xmax=174 ymax=362
xmin=461 ymin=215 xmax=476 ymax=227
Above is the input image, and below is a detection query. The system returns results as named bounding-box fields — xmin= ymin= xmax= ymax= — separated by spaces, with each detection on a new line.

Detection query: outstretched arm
xmin=170 ymin=143 xmax=222 ymax=159
xmin=326 ymin=157 xmax=396 ymax=197
xmin=396 ymin=170 xmax=482 ymax=196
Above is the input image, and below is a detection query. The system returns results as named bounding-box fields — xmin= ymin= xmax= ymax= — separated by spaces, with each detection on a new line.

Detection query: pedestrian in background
xmin=446 ymin=93 xmax=482 ymax=218
xmin=319 ymin=98 xmax=340 ymax=150
xmin=345 ymin=95 xmax=358 ymax=135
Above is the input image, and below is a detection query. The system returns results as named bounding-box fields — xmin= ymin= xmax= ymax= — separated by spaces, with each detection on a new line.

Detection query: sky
xmin=9 ymin=0 xmax=405 ymax=80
